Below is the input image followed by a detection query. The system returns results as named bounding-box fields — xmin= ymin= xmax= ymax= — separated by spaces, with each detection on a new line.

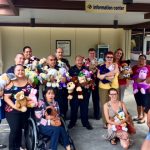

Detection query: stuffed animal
xmin=38 ymin=73 xmax=48 ymax=84
xmin=133 ymin=67 xmax=150 ymax=94
xmin=112 ymin=111 xmax=128 ymax=132
xmin=46 ymin=68 xmax=59 ymax=88
xmin=78 ymin=72 xmax=87 ymax=85
xmin=67 ymin=82 xmax=75 ymax=100
xmin=38 ymin=58 xmax=47 ymax=67
xmin=58 ymin=67 xmax=70 ymax=88
xmin=57 ymin=60 xmax=69 ymax=71
xmin=0 ymin=73 xmax=16 ymax=95
xmin=76 ymin=86 xmax=83 ymax=99
xmin=45 ymin=106 xmax=61 ymax=126
xmin=67 ymin=76 xmax=83 ymax=100
xmin=14 ymin=91 xmax=27 ymax=112
xmin=27 ymin=88 xmax=38 ymax=108
xmin=72 ymin=76 xmax=83 ymax=100
xmin=119 ymin=61 xmax=132 ymax=79
xmin=25 ymin=69 xmax=39 ymax=86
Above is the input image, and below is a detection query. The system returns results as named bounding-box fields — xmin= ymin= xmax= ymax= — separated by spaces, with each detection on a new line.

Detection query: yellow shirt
xmin=99 ymin=73 xmax=119 ymax=89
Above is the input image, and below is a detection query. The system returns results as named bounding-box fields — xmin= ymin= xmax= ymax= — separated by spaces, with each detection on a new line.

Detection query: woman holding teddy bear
xmin=35 ymin=87 xmax=71 ymax=150
xmin=4 ymin=64 xmax=33 ymax=150
xmin=103 ymin=88 xmax=130 ymax=149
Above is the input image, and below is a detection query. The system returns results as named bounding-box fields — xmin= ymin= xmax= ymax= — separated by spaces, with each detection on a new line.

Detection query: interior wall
xmin=0 ymin=27 xmax=130 ymax=72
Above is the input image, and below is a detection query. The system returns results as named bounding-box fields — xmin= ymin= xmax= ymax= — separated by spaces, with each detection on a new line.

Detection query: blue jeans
xmin=39 ymin=125 xmax=60 ymax=150
xmin=60 ymin=126 xmax=70 ymax=147
xmin=39 ymin=125 xmax=70 ymax=150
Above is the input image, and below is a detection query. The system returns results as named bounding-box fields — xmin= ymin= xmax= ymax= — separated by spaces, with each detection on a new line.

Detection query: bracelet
xmin=47 ymin=119 xmax=51 ymax=126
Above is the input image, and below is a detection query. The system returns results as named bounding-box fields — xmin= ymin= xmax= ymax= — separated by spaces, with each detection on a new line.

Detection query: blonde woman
xmin=97 ymin=51 xmax=119 ymax=128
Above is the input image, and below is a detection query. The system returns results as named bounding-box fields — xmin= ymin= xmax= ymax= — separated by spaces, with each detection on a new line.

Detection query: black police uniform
xmin=68 ymin=65 xmax=91 ymax=128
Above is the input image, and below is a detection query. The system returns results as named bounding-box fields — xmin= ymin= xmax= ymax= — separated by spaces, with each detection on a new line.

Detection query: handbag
xmin=126 ymin=113 xmax=136 ymax=134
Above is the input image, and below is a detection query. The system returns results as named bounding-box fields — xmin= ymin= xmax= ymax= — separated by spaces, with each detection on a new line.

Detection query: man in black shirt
xmin=68 ymin=56 xmax=93 ymax=130
xmin=55 ymin=48 xmax=70 ymax=70
xmin=6 ymin=53 xmax=25 ymax=73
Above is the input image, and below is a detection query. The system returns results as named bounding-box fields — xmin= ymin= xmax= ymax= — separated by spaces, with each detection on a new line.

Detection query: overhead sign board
xmin=85 ymin=1 xmax=126 ymax=14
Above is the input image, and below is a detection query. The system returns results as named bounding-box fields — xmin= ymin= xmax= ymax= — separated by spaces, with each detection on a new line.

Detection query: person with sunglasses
xmin=97 ymin=51 xmax=119 ymax=129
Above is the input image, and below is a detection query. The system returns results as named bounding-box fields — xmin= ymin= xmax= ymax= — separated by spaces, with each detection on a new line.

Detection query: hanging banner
xmin=85 ymin=1 xmax=126 ymax=14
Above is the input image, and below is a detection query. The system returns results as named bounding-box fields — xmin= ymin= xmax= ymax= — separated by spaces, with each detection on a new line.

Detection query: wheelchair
xmin=24 ymin=116 xmax=76 ymax=150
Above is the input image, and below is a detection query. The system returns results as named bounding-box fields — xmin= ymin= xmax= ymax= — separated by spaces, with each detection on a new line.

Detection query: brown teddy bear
xmin=45 ymin=106 xmax=61 ymax=126
xmin=71 ymin=76 xmax=83 ymax=100
xmin=67 ymin=81 xmax=75 ymax=100
xmin=14 ymin=91 xmax=27 ymax=112
xmin=119 ymin=61 xmax=132 ymax=79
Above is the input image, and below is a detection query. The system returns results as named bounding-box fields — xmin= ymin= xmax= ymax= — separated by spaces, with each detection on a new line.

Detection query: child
xmin=0 ymin=89 xmax=7 ymax=149
xmin=35 ymin=87 xmax=71 ymax=150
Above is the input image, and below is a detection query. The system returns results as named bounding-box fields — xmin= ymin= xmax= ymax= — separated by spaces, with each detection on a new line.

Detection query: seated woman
xmin=35 ymin=87 xmax=71 ymax=150
xmin=103 ymin=88 xmax=130 ymax=150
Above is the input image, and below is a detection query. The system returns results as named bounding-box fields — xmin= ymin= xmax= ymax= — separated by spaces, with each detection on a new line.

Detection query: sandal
xmin=110 ymin=138 xmax=117 ymax=145
xmin=103 ymin=123 xmax=108 ymax=129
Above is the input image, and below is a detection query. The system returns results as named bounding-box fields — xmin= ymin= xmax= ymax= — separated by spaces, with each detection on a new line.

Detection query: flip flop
xmin=110 ymin=139 xmax=117 ymax=145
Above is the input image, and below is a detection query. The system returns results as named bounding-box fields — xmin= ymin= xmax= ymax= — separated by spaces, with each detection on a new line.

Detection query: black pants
xmin=91 ymin=80 xmax=101 ymax=119
xmin=55 ymin=88 xmax=68 ymax=119
xmin=6 ymin=112 xmax=27 ymax=150
xmin=69 ymin=89 xmax=90 ymax=126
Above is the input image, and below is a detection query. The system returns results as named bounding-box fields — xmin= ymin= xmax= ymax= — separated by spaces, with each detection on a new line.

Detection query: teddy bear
xmin=67 ymin=76 xmax=83 ymax=100
xmin=67 ymin=82 xmax=75 ymax=100
xmin=58 ymin=67 xmax=70 ymax=88
xmin=57 ymin=60 xmax=69 ymax=71
xmin=14 ymin=91 xmax=27 ymax=112
xmin=45 ymin=106 xmax=61 ymax=126
xmin=27 ymin=88 xmax=38 ymax=108
xmin=46 ymin=68 xmax=59 ymax=88
xmin=112 ymin=111 xmax=128 ymax=132
xmin=132 ymin=67 xmax=150 ymax=94
xmin=119 ymin=60 xmax=132 ymax=79
xmin=38 ymin=72 xmax=48 ymax=84
xmin=25 ymin=69 xmax=39 ymax=86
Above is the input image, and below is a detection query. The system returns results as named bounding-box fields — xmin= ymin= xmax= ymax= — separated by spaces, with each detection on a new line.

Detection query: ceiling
xmin=0 ymin=0 xmax=150 ymax=30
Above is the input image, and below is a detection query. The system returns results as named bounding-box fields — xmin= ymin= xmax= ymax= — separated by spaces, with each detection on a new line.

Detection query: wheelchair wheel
xmin=24 ymin=117 xmax=37 ymax=150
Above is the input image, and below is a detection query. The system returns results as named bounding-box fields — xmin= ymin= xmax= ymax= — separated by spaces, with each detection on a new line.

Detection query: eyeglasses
xmin=106 ymin=57 xmax=113 ymax=59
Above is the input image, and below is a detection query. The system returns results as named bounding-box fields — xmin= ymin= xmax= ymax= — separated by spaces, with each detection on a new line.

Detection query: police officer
xmin=68 ymin=56 xmax=93 ymax=130
xmin=55 ymin=48 xmax=70 ymax=119
xmin=46 ymin=55 xmax=68 ymax=119
xmin=85 ymin=48 xmax=101 ymax=120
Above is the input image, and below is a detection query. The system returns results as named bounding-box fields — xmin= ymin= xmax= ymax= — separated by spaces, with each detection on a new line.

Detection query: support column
xmin=0 ymin=28 xmax=3 ymax=74
xmin=124 ymin=29 xmax=131 ymax=59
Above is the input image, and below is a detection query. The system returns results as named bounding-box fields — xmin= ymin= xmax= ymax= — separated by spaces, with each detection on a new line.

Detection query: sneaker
xmin=0 ymin=144 xmax=7 ymax=149
xmin=68 ymin=123 xmax=75 ymax=129
xmin=84 ymin=124 xmax=93 ymax=130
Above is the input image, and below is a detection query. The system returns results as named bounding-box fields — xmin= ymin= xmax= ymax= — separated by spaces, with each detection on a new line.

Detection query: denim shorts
xmin=146 ymin=132 xmax=150 ymax=140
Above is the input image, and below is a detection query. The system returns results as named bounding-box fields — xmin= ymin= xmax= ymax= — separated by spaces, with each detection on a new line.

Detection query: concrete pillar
xmin=0 ymin=28 xmax=3 ymax=74
xmin=124 ymin=29 xmax=131 ymax=59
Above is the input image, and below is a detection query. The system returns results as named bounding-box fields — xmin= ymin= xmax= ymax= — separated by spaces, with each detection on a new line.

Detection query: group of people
xmin=0 ymin=46 xmax=150 ymax=150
